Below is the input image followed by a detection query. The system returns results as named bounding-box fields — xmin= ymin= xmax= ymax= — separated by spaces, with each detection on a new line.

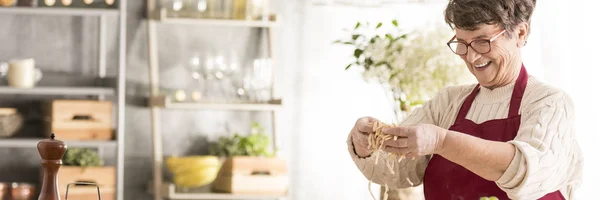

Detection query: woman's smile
xmin=473 ymin=61 xmax=492 ymax=71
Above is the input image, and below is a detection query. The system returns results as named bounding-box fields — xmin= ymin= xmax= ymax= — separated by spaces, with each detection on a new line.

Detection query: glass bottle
xmin=232 ymin=0 xmax=247 ymax=20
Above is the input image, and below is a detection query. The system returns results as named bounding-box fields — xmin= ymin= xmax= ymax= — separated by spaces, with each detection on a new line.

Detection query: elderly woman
xmin=347 ymin=0 xmax=583 ymax=199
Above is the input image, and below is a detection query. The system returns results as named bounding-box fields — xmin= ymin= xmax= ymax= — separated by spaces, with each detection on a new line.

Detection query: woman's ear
xmin=517 ymin=22 xmax=529 ymax=47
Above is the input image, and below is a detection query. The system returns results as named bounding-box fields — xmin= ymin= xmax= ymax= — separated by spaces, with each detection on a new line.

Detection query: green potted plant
xmin=209 ymin=122 xmax=276 ymax=158
xmin=56 ymin=148 xmax=116 ymax=200
xmin=208 ymin=122 xmax=287 ymax=195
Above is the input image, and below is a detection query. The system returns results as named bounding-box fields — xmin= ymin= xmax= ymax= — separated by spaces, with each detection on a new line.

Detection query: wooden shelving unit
xmin=145 ymin=2 xmax=286 ymax=200
xmin=0 ymin=4 xmax=127 ymax=200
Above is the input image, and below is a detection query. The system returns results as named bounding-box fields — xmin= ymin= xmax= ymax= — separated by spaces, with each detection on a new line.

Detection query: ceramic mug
xmin=6 ymin=59 xmax=42 ymax=88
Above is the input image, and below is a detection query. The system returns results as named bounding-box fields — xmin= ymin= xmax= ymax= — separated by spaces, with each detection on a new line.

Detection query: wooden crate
xmin=212 ymin=156 xmax=288 ymax=195
xmin=56 ymin=166 xmax=116 ymax=200
xmin=42 ymin=100 xmax=113 ymax=140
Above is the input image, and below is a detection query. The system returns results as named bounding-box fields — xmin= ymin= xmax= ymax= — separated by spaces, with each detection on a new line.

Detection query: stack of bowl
xmin=166 ymin=156 xmax=222 ymax=189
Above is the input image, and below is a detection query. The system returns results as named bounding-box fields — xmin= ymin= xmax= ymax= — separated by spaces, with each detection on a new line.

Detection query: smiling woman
xmin=347 ymin=0 xmax=584 ymax=199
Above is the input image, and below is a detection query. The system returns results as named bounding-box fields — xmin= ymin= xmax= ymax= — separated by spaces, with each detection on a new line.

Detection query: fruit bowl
xmin=166 ymin=156 xmax=222 ymax=188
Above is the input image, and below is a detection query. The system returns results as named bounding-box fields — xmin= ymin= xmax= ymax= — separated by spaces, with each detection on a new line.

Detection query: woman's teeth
xmin=474 ymin=61 xmax=491 ymax=68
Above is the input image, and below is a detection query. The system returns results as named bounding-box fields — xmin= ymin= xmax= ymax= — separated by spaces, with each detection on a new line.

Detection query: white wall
xmin=294 ymin=1 xmax=600 ymax=200
xmin=535 ymin=1 xmax=600 ymax=199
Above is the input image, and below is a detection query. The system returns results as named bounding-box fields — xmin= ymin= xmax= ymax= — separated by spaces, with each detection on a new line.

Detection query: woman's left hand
xmin=381 ymin=123 xmax=447 ymax=158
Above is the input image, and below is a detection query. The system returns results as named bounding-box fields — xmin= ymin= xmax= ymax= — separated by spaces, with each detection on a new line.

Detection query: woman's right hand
xmin=351 ymin=116 xmax=377 ymax=158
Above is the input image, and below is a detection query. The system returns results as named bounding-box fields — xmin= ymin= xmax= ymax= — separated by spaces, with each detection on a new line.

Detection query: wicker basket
xmin=0 ymin=108 xmax=23 ymax=138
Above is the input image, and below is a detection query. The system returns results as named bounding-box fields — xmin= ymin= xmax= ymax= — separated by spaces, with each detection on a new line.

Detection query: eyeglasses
xmin=447 ymin=30 xmax=506 ymax=56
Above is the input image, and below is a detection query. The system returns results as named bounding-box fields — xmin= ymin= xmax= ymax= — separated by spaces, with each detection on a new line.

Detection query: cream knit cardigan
xmin=347 ymin=75 xmax=583 ymax=200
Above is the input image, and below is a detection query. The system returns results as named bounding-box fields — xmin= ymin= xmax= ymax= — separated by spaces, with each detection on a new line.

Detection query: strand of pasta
xmin=366 ymin=121 xmax=414 ymax=200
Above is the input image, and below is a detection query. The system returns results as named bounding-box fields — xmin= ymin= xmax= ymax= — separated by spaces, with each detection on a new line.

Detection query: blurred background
xmin=0 ymin=0 xmax=598 ymax=200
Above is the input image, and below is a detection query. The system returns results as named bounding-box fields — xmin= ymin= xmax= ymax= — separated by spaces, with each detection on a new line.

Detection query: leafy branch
xmin=333 ymin=19 xmax=409 ymax=74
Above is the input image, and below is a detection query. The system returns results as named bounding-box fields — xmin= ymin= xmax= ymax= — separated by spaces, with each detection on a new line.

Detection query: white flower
xmin=364 ymin=37 xmax=390 ymax=64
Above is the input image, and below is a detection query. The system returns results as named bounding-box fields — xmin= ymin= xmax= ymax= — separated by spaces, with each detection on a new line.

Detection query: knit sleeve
xmin=495 ymin=90 xmax=583 ymax=199
xmin=346 ymin=86 xmax=455 ymax=189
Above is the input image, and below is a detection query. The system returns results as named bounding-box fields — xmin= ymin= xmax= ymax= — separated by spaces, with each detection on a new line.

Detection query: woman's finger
xmin=383 ymin=138 xmax=408 ymax=148
xmin=382 ymin=126 xmax=415 ymax=137
xmin=356 ymin=118 xmax=375 ymax=133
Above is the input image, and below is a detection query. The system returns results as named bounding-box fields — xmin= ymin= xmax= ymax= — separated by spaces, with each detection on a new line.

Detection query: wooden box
xmin=56 ymin=166 xmax=116 ymax=200
xmin=212 ymin=156 xmax=288 ymax=195
xmin=42 ymin=100 xmax=113 ymax=140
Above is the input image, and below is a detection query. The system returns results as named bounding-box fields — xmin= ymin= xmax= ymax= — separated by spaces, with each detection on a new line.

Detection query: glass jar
xmin=207 ymin=0 xmax=233 ymax=19
xmin=232 ymin=0 xmax=247 ymax=19
xmin=161 ymin=0 xmax=212 ymax=18
xmin=247 ymin=0 xmax=270 ymax=21
xmin=161 ymin=0 xmax=184 ymax=12
xmin=81 ymin=0 xmax=116 ymax=8
xmin=187 ymin=0 xmax=209 ymax=18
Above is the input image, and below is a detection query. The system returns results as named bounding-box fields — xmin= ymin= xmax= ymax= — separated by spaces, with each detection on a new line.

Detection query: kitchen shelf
xmin=0 ymin=7 xmax=119 ymax=16
xmin=149 ymin=95 xmax=283 ymax=111
xmin=0 ymin=138 xmax=117 ymax=148
xmin=149 ymin=8 xmax=279 ymax=27
xmin=145 ymin=2 xmax=286 ymax=199
xmin=154 ymin=183 xmax=285 ymax=200
xmin=0 ymin=86 xmax=114 ymax=96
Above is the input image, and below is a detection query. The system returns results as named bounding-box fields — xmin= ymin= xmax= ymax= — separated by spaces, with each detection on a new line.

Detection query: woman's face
xmin=454 ymin=23 xmax=528 ymax=89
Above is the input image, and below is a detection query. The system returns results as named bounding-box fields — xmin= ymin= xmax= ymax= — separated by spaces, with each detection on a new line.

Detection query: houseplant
xmin=57 ymin=148 xmax=116 ymax=200
xmin=334 ymin=20 xmax=472 ymax=121
xmin=208 ymin=122 xmax=287 ymax=195
xmin=209 ymin=122 xmax=276 ymax=158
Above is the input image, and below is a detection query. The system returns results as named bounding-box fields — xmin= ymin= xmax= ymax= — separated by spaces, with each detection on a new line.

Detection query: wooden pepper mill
xmin=37 ymin=133 xmax=67 ymax=200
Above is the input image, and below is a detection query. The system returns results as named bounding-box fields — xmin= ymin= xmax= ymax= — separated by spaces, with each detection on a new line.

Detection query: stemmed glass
xmin=243 ymin=57 xmax=272 ymax=103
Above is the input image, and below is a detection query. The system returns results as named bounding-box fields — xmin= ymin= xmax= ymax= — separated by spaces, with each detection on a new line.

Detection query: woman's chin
xmin=475 ymin=77 xmax=494 ymax=87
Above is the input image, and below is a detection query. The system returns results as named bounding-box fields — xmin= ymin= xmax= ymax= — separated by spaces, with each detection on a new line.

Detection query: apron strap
xmin=455 ymin=84 xmax=480 ymax=121
xmin=508 ymin=65 xmax=529 ymax=117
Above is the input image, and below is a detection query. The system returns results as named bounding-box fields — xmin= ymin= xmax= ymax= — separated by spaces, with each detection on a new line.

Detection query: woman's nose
xmin=465 ymin=47 xmax=481 ymax=64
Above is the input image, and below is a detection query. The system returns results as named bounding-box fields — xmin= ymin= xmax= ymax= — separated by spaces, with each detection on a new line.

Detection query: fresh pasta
xmin=366 ymin=121 xmax=413 ymax=200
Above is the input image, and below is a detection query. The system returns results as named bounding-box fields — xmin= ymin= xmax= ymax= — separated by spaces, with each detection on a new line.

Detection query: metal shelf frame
xmin=0 ymin=139 xmax=117 ymax=148
xmin=0 ymin=4 xmax=127 ymax=200
xmin=0 ymin=86 xmax=115 ymax=96
xmin=148 ymin=95 xmax=283 ymax=111
xmin=149 ymin=8 xmax=280 ymax=27
xmin=145 ymin=1 xmax=285 ymax=200
xmin=160 ymin=183 xmax=285 ymax=200
xmin=0 ymin=7 xmax=119 ymax=16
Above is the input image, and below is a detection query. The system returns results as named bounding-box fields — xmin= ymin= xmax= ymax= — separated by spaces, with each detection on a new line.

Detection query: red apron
xmin=422 ymin=65 xmax=565 ymax=200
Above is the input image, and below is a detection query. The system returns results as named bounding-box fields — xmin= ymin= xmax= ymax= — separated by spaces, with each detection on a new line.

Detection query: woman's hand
xmin=381 ymin=123 xmax=447 ymax=158
xmin=351 ymin=117 xmax=378 ymax=158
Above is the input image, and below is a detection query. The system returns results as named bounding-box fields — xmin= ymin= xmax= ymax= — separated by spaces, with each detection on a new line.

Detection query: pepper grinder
xmin=37 ymin=133 xmax=67 ymax=200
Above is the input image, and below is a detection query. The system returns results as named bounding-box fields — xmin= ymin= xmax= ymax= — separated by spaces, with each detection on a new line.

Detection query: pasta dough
xmin=366 ymin=121 xmax=411 ymax=200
